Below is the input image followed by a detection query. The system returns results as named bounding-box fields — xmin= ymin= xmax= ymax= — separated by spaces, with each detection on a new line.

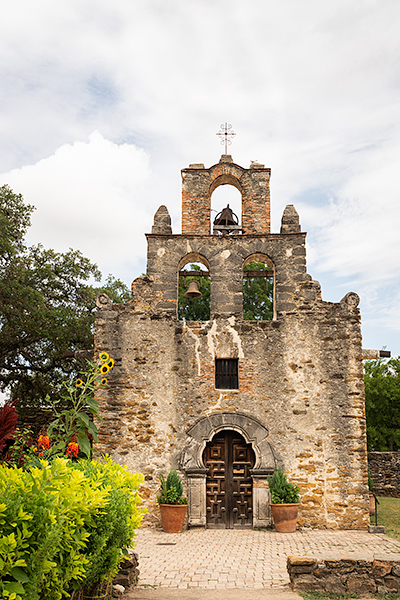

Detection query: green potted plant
xmin=156 ymin=469 xmax=188 ymax=533
xmin=268 ymin=467 xmax=300 ymax=532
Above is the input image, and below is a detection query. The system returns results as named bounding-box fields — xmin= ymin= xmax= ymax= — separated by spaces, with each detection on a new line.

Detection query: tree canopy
xmin=0 ymin=184 xmax=130 ymax=408
xmin=364 ymin=356 xmax=400 ymax=451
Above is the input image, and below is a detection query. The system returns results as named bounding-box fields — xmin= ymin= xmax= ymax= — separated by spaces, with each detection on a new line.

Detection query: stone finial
xmin=152 ymin=205 xmax=172 ymax=234
xmin=95 ymin=293 xmax=112 ymax=309
xmin=340 ymin=292 xmax=360 ymax=308
xmin=280 ymin=205 xmax=301 ymax=234
xmin=219 ymin=155 xmax=233 ymax=163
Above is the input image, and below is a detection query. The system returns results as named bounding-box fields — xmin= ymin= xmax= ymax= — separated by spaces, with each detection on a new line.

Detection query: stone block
xmin=325 ymin=577 xmax=346 ymax=594
xmin=383 ymin=575 xmax=400 ymax=591
xmin=291 ymin=575 xmax=325 ymax=592
xmin=371 ymin=559 xmax=392 ymax=578
xmin=113 ymin=584 xmax=125 ymax=596
xmin=287 ymin=557 xmax=316 ymax=566
xmin=392 ymin=564 xmax=400 ymax=577
xmin=113 ymin=575 xmax=130 ymax=587
xmin=346 ymin=574 xmax=376 ymax=595
xmin=368 ymin=525 xmax=386 ymax=534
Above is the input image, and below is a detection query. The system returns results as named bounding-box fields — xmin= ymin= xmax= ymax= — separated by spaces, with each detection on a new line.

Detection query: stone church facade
xmin=94 ymin=154 xmax=370 ymax=530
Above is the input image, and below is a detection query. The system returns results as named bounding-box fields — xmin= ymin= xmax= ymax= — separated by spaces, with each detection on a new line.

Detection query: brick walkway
xmin=133 ymin=528 xmax=400 ymax=591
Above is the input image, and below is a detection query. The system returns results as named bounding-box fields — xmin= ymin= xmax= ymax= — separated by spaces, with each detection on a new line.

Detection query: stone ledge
xmin=287 ymin=556 xmax=400 ymax=596
xmin=369 ymin=524 xmax=386 ymax=534
xmin=113 ymin=552 xmax=139 ymax=590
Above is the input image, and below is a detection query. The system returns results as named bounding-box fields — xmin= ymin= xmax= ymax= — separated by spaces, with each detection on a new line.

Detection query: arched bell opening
xmin=242 ymin=253 xmax=275 ymax=321
xmin=177 ymin=253 xmax=210 ymax=321
xmin=210 ymin=181 xmax=242 ymax=235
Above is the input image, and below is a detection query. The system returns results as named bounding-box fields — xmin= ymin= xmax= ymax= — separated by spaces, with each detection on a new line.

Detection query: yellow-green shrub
xmin=0 ymin=457 xmax=143 ymax=600
xmin=73 ymin=456 xmax=144 ymax=594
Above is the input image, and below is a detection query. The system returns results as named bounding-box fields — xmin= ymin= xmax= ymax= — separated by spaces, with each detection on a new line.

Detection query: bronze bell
xmin=184 ymin=280 xmax=202 ymax=298
xmin=214 ymin=204 xmax=237 ymax=227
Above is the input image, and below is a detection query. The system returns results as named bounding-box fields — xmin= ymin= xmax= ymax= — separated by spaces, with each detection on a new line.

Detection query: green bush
xmin=73 ymin=456 xmax=143 ymax=594
xmin=268 ymin=467 xmax=300 ymax=504
xmin=0 ymin=457 xmax=144 ymax=600
xmin=156 ymin=469 xmax=188 ymax=505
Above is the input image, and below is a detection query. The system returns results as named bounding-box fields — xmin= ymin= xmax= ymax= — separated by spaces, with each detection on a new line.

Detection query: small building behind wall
xmin=94 ymin=154 xmax=370 ymax=530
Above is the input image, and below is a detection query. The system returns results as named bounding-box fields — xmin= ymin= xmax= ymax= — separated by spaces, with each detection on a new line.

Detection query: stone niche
xmin=94 ymin=155 xmax=370 ymax=530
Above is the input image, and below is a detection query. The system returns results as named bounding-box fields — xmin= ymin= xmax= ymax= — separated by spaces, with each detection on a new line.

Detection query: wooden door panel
xmin=204 ymin=435 xmax=227 ymax=527
xmin=203 ymin=431 xmax=254 ymax=529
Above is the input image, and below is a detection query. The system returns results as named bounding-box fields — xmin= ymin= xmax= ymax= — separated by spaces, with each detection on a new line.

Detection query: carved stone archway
xmin=180 ymin=412 xmax=276 ymax=528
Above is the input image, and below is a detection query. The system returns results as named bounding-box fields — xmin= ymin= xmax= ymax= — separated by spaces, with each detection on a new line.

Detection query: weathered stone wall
xmin=16 ymin=408 xmax=53 ymax=439
xmin=368 ymin=452 xmax=400 ymax=497
xmin=287 ymin=556 xmax=400 ymax=595
xmin=94 ymin=156 xmax=369 ymax=530
xmin=95 ymin=286 xmax=369 ymax=529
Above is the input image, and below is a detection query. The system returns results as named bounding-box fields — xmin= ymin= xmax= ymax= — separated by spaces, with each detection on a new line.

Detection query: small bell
xmin=184 ymin=280 xmax=202 ymax=298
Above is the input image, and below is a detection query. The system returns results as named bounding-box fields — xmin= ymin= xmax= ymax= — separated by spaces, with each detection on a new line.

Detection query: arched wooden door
xmin=203 ymin=430 xmax=255 ymax=529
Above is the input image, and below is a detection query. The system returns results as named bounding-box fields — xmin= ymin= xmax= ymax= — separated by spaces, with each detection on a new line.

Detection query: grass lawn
xmin=373 ymin=496 xmax=400 ymax=542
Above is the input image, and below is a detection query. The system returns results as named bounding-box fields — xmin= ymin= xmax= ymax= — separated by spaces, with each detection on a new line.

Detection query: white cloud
xmin=0 ymin=0 xmax=400 ymax=354
xmin=302 ymin=139 xmax=400 ymax=280
xmin=0 ymin=132 xmax=152 ymax=280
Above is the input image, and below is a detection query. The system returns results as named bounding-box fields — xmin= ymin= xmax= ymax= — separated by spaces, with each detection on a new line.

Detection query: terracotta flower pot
xmin=159 ymin=504 xmax=188 ymax=533
xmin=270 ymin=503 xmax=299 ymax=533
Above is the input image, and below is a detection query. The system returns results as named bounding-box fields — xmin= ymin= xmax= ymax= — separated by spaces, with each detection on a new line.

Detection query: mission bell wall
xmin=94 ymin=156 xmax=369 ymax=530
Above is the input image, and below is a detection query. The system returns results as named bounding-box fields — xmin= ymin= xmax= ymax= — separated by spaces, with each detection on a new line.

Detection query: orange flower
xmin=38 ymin=435 xmax=51 ymax=450
xmin=66 ymin=442 xmax=79 ymax=458
xmin=38 ymin=452 xmax=43 ymax=457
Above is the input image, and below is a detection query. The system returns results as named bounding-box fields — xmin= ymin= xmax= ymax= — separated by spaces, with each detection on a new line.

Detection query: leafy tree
xmin=178 ymin=264 xmax=210 ymax=320
xmin=0 ymin=185 xmax=34 ymax=260
xmin=364 ymin=357 xmax=400 ymax=451
xmin=0 ymin=184 xmax=130 ymax=409
xmin=243 ymin=261 xmax=273 ymax=320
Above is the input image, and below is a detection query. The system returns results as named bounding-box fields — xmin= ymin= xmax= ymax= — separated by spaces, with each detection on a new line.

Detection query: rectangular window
xmin=215 ymin=358 xmax=239 ymax=389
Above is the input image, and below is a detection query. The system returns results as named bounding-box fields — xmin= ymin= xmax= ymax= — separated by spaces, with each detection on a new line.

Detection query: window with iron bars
xmin=215 ymin=358 xmax=239 ymax=389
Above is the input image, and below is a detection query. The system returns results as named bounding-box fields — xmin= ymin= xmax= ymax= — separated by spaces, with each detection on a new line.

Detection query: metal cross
xmin=216 ymin=122 xmax=236 ymax=154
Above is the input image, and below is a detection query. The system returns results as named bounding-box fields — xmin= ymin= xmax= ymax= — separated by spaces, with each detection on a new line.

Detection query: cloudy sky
xmin=1 ymin=0 xmax=399 ymax=356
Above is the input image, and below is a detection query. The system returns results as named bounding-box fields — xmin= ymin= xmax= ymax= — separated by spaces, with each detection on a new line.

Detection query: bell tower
xmin=181 ymin=155 xmax=271 ymax=235
xmin=95 ymin=150 xmax=369 ymax=532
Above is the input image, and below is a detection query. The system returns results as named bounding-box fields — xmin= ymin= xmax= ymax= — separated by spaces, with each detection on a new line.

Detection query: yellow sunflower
xmin=100 ymin=364 xmax=110 ymax=374
xmin=107 ymin=358 xmax=115 ymax=370
xmin=76 ymin=378 xmax=84 ymax=387
xmin=100 ymin=377 xmax=107 ymax=386
xmin=99 ymin=352 xmax=109 ymax=362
